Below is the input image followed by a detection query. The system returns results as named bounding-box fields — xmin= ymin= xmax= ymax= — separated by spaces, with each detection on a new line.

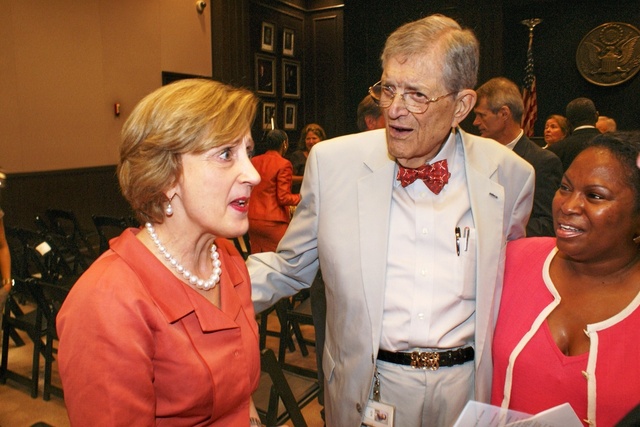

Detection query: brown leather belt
xmin=377 ymin=347 xmax=474 ymax=370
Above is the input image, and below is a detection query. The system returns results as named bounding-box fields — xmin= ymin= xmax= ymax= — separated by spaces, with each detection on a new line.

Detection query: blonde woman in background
xmin=289 ymin=123 xmax=326 ymax=193
xmin=543 ymin=114 xmax=569 ymax=148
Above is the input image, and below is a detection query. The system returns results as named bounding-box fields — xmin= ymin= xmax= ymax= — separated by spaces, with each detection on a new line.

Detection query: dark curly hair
xmin=262 ymin=129 xmax=288 ymax=151
xmin=586 ymin=131 xmax=640 ymax=212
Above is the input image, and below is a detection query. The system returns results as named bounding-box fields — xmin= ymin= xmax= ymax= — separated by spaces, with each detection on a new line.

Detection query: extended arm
xmin=249 ymin=148 xmax=322 ymax=314
xmin=0 ymin=217 xmax=11 ymax=289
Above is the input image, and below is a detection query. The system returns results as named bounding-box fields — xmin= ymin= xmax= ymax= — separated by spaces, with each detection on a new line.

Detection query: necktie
xmin=397 ymin=159 xmax=451 ymax=195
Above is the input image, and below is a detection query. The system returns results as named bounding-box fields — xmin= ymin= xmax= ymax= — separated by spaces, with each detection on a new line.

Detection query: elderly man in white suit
xmin=248 ymin=14 xmax=534 ymax=427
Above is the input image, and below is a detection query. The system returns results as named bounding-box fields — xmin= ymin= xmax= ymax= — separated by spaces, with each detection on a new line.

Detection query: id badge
xmin=362 ymin=399 xmax=395 ymax=427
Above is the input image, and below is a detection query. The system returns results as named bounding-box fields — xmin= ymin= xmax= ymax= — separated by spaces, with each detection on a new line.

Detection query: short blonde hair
xmin=596 ymin=116 xmax=617 ymax=133
xmin=547 ymin=114 xmax=570 ymax=138
xmin=118 ymin=79 xmax=257 ymax=224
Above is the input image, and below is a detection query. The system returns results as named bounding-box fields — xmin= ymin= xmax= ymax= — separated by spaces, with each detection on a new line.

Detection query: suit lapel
xmin=512 ymin=135 xmax=531 ymax=159
xmin=358 ymin=146 xmax=395 ymax=348
xmin=461 ymin=131 xmax=506 ymax=372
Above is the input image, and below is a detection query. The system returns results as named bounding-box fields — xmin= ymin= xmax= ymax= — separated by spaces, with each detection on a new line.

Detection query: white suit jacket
xmin=249 ymin=128 xmax=535 ymax=427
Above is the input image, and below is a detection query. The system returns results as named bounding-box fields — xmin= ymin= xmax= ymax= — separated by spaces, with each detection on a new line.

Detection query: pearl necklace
xmin=145 ymin=222 xmax=222 ymax=291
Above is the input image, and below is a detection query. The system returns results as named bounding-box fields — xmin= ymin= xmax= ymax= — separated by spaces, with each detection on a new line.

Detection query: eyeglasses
xmin=368 ymin=81 xmax=456 ymax=114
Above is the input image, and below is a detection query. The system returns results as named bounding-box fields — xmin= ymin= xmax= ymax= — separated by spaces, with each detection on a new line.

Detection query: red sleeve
xmin=275 ymin=160 xmax=301 ymax=207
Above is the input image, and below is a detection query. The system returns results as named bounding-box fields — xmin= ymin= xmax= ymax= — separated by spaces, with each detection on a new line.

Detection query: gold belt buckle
xmin=410 ymin=351 xmax=439 ymax=370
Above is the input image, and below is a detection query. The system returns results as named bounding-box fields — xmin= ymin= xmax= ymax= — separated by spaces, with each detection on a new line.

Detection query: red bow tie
xmin=397 ymin=159 xmax=451 ymax=194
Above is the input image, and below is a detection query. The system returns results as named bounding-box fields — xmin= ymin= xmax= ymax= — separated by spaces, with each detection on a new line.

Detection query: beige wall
xmin=0 ymin=0 xmax=212 ymax=173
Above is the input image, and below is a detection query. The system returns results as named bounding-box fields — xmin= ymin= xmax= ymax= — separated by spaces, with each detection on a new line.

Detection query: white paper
xmin=36 ymin=241 xmax=52 ymax=255
xmin=453 ymin=401 xmax=583 ymax=427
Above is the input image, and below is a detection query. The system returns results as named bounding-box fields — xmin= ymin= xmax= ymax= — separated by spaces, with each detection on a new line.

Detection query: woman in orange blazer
xmin=249 ymin=129 xmax=301 ymax=253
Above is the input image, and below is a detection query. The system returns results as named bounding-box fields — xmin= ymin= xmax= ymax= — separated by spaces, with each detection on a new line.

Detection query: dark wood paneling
xmin=250 ymin=1 xmax=306 ymax=151
xmin=2 ymin=166 xmax=132 ymax=232
xmin=306 ymin=12 xmax=345 ymax=139
xmin=247 ymin=1 xmax=345 ymax=143
xmin=212 ymin=0 xmax=252 ymax=87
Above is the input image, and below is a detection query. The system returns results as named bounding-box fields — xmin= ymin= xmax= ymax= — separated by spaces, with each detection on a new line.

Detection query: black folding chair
xmin=253 ymin=348 xmax=319 ymax=427
xmin=91 ymin=215 xmax=128 ymax=254
xmin=277 ymin=293 xmax=317 ymax=379
xmin=17 ymin=227 xmax=77 ymax=287
xmin=28 ymin=278 xmax=69 ymax=400
xmin=232 ymin=233 xmax=251 ymax=260
xmin=0 ymin=277 xmax=47 ymax=398
xmin=44 ymin=209 xmax=97 ymax=270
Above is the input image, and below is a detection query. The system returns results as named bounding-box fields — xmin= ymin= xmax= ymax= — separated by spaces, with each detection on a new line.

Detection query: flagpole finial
xmin=520 ymin=19 xmax=541 ymax=137
xmin=521 ymin=18 xmax=542 ymax=32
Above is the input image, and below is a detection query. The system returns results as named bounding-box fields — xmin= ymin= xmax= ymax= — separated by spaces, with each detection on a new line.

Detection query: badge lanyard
xmin=373 ymin=367 xmax=381 ymax=402
xmin=363 ymin=366 xmax=396 ymax=426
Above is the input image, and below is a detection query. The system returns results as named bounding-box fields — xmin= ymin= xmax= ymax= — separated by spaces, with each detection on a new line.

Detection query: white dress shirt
xmin=380 ymin=129 xmax=476 ymax=351
xmin=505 ymin=129 xmax=524 ymax=150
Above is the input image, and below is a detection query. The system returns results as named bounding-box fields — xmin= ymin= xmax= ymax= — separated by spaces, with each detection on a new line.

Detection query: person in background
xmin=57 ymin=79 xmax=264 ymax=426
xmin=289 ymin=123 xmax=326 ymax=194
xmin=0 ymin=170 xmax=11 ymax=315
xmin=356 ymin=94 xmax=386 ymax=131
xmin=287 ymin=122 xmax=330 ymax=421
xmin=248 ymin=129 xmax=301 ymax=253
xmin=548 ymin=97 xmax=600 ymax=172
xmin=543 ymin=114 xmax=570 ymax=148
xmin=248 ymin=14 xmax=534 ymax=426
xmin=596 ymin=115 xmax=617 ymax=133
xmin=474 ymin=77 xmax=562 ymax=237
xmin=492 ymin=131 xmax=640 ymax=426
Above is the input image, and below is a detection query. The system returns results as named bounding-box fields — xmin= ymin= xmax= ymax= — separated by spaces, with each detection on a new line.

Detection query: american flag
xmin=521 ymin=37 xmax=537 ymax=137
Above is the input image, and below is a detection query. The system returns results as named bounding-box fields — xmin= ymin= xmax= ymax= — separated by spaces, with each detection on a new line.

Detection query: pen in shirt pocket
xmin=464 ymin=226 xmax=470 ymax=251
xmin=455 ymin=227 xmax=461 ymax=256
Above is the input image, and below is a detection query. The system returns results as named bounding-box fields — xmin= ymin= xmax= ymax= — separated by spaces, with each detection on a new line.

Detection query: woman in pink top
xmin=57 ymin=79 xmax=264 ymax=426
xmin=492 ymin=132 xmax=640 ymax=426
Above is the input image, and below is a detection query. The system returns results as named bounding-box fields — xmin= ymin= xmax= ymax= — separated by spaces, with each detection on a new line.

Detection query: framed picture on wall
xmin=282 ymin=59 xmax=301 ymax=98
xmin=262 ymin=102 xmax=276 ymax=130
xmin=255 ymin=54 xmax=276 ymax=96
xmin=283 ymin=28 xmax=295 ymax=56
xmin=284 ymin=103 xmax=297 ymax=130
xmin=261 ymin=22 xmax=275 ymax=52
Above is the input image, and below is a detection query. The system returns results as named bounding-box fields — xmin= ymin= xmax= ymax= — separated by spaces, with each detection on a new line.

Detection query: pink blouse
xmin=492 ymin=237 xmax=640 ymax=426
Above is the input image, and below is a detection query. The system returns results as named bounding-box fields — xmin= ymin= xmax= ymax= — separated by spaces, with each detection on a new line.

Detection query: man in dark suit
xmin=548 ymin=97 xmax=601 ymax=171
xmin=474 ymin=77 xmax=562 ymax=237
